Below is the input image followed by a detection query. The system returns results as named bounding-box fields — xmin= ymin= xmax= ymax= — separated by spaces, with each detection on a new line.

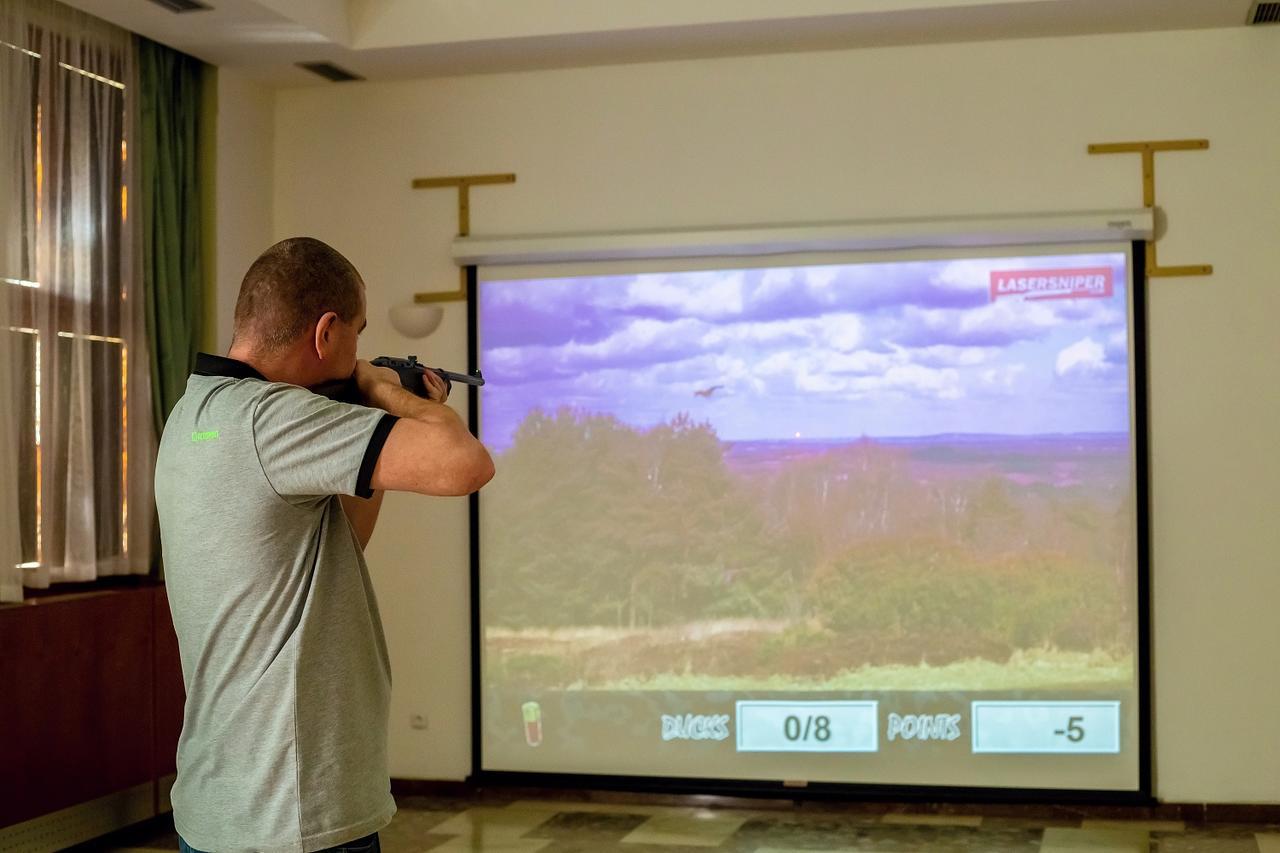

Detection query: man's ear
xmin=314 ymin=311 xmax=339 ymax=359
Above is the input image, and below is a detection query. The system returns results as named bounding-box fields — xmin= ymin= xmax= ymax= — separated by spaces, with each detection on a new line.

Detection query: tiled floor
xmin=95 ymin=796 xmax=1280 ymax=852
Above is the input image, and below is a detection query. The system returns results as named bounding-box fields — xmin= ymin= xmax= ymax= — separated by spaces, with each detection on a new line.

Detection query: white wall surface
xmin=251 ymin=26 xmax=1280 ymax=801
xmin=214 ymin=68 xmax=275 ymax=352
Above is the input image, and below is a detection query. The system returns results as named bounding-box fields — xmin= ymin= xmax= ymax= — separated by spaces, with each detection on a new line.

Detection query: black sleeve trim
xmin=355 ymin=414 xmax=399 ymax=498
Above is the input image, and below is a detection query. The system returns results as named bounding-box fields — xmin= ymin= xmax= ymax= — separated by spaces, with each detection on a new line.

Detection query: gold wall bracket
xmin=410 ymin=173 xmax=516 ymax=301
xmin=1087 ymin=139 xmax=1212 ymax=278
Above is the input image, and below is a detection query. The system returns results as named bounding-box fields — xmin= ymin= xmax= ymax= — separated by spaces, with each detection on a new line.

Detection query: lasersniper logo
xmin=990 ymin=267 xmax=1113 ymax=302
xmin=191 ymin=430 xmax=220 ymax=443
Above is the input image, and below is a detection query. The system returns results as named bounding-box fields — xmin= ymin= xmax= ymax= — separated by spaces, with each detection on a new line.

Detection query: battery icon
xmin=522 ymin=701 xmax=542 ymax=747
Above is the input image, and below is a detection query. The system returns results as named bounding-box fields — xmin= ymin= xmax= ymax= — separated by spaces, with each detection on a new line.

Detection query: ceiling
xmin=63 ymin=0 xmax=1263 ymax=86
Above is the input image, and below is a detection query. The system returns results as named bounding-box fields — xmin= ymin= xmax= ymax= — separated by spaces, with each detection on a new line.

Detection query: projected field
xmin=478 ymin=247 xmax=1143 ymax=791
xmin=971 ymin=701 xmax=1121 ymax=754
xmin=736 ymin=701 xmax=878 ymax=753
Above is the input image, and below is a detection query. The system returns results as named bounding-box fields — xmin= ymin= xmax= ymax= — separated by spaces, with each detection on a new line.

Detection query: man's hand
xmin=355 ymin=358 xmax=450 ymax=404
xmin=421 ymin=368 xmax=449 ymax=403
xmin=354 ymin=359 xmax=401 ymax=401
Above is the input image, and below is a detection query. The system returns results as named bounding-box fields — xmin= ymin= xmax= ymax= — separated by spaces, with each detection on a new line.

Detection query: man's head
xmin=230 ymin=237 xmax=367 ymax=385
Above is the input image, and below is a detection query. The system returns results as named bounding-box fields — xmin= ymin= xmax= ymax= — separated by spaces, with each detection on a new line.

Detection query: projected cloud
xmin=480 ymin=253 xmax=1130 ymax=448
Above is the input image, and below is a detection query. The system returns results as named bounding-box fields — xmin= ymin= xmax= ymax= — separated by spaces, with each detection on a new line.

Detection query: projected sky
xmin=479 ymin=252 xmax=1131 ymax=449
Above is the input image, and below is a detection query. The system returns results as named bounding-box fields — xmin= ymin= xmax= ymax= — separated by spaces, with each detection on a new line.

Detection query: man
xmin=154 ymin=237 xmax=494 ymax=853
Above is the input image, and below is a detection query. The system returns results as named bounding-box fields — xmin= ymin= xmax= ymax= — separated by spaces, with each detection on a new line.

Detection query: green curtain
xmin=139 ymin=37 xmax=205 ymax=434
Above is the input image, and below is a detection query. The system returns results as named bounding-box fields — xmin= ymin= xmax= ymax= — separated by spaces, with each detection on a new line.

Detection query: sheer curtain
xmin=1 ymin=0 xmax=153 ymax=598
xmin=0 ymin=15 xmax=21 ymax=601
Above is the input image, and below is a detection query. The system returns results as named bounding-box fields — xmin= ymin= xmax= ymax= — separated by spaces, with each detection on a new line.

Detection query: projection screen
xmin=474 ymin=242 xmax=1147 ymax=795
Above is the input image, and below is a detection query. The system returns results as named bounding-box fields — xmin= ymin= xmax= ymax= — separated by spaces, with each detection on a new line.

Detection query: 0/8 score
xmin=736 ymin=701 xmax=878 ymax=753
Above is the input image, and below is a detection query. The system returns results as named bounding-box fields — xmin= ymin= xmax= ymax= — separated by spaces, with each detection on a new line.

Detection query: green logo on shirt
xmin=191 ymin=430 xmax=220 ymax=443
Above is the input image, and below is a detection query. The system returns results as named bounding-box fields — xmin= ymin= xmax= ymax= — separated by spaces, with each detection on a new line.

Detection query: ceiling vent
xmin=144 ymin=0 xmax=212 ymax=12
xmin=1250 ymin=2 xmax=1280 ymax=23
xmin=297 ymin=61 xmax=364 ymax=82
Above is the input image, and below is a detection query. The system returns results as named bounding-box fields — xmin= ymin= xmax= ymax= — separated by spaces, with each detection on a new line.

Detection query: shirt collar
xmin=193 ymin=352 xmax=268 ymax=381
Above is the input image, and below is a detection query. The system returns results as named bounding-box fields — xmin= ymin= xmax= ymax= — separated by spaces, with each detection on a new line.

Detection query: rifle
xmin=313 ymin=355 xmax=485 ymax=404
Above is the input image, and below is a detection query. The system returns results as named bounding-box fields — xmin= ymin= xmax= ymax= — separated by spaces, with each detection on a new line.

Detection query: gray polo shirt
xmin=155 ymin=353 xmax=399 ymax=853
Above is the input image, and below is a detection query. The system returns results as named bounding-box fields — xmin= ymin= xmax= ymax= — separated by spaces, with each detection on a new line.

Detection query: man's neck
xmin=226 ymin=342 xmax=315 ymax=386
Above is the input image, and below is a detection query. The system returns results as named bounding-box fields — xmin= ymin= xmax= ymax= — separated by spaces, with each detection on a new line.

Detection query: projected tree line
xmin=480 ymin=253 xmax=1137 ymax=692
xmin=483 ymin=407 xmax=1135 ymax=692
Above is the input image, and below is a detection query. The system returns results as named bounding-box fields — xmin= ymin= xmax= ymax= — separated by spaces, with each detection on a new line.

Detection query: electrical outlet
xmin=410 ymin=713 xmax=428 ymax=730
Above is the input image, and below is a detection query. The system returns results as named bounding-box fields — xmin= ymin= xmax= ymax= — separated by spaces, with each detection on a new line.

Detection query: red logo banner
xmin=990 ymin=267 xmax=1114 ymax=301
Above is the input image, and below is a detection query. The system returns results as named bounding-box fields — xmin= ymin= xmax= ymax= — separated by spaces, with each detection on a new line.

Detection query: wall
xmin=259 ymin=27 xmax=1280 ymax=801
xmin=213 ymin=68 xmax=275 ymax=351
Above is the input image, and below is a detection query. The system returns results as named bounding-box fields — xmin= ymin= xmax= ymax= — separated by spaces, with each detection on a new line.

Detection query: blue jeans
xmin=178 ymin=832 xmax=380 ymax=853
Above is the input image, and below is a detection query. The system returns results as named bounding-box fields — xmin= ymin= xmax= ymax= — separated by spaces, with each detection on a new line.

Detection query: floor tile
xmin=1083 ymin=820 xmax=1185 ymax=833
xmin=427 ymin=837 xmax=551 ymax=852
xmin=509 ymin=800 xmax=674 ymax=816
xmin=735 ymin=815 xmax=901 ymax=852
xmin=428 ymin=807 xmax=557 ymax=841
xmin=750 ymin=848 xmax=867 ymax=853
xmin=854 ymin=823 xmax=1038 ymax=853
xmin=1040 ymin=826 xmax=1150 ymax=852
xmin=89 ymin=798 xmax=1280 ymax=853
xmin=983 ymin=817 xmax=1082 ymax=830
xmin=557 ymin=844 xmax=743 ymax=853
xmin=381 ymin=822 xmax=463 ymax=852
xmin=527 ymin=810 xmax=652 ymax=842
xmin=387 ymin=809 xmax=468 ymax=832
xmin=505 ymin=799 xmax=776 ymax=827
xmin=1153 ymin=836 xmax=1260 ymax=853
xmin=881 ymin=813 xmax=984 ymax=827
xmin=1256 ymin=833 xmax=1280 ymax=853
xmin=621 ymin=811 xmax=747 ymax=847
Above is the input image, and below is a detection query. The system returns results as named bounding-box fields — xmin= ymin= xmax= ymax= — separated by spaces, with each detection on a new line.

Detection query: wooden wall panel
xmin=152 ymin=586 xmax=186 ymax=780
xmin=0 ymin=585 xmax=173 ymax=828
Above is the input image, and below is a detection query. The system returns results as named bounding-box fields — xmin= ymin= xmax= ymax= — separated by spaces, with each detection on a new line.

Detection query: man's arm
xmin=355 ymin=360 xmax=495 ymax=497
xmin=340 ymin=490 xmax=384 ymax=551
xmin=338 ymin=364 xmax=455 ymax=550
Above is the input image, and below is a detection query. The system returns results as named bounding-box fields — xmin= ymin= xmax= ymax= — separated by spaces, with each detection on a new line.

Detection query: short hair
xmin=232 ymin=237 xmax=364 ymax=352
